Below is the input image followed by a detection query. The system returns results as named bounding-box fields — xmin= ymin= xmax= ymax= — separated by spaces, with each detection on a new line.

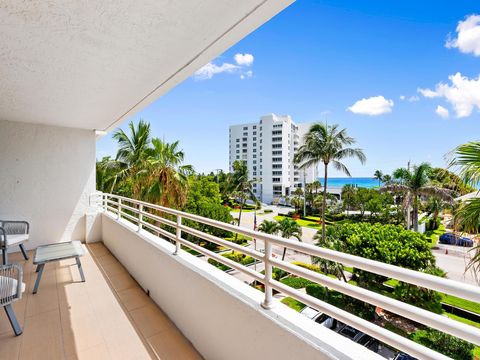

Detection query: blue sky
xmin=97 ymin=0 xmax=480 ymax=177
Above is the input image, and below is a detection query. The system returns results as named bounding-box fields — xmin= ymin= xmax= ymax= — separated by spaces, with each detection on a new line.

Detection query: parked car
xmin=439 ymin=233 xmax=474 ymax=247
xmin=394 ymin=352 xmax=417 ymax=360
xmin=299 ymin=307 xmax=341 ymax=330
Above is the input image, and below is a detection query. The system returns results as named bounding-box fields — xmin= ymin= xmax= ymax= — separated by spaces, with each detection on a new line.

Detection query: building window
xmin=243 ymin=126 xmax=248 ymax=130
xmin=253 ymin=137 xmax=256 ymax=141
xmin=253 ymin=143 xmax=256 ymax=147
xmin=272 ymin=171 xmax=282 ymax=175
xmin=236 ymin=155 xmax=240 ymax=159
xmin=243 ymin=132 xmax=248 ymax=136
xmin=272 ymin=144 xmax=282 ymax=148
xmin=272 ymin=130 xmax=282 ymax=135
xmin=253 ymin=125 xmax=257 ymax=129
xmin=253 ymin=172 xmax=257 ymax=176
xmin=236 ymin=139 xmax=240 ymax=143
xmin=236 ymin=150 xmax=239 ymax=154
xmin=242 ymin=143 xmax=247 ymax=147
xmin=253 ymin=154 xmax=256 ymax=158
xmin=253 ymin=131 xmax=257 ymax=135
xmin=272 ymin=177 xmax=281 ymax=183
xmin=273 ymin=164 xmax=282 ymax=169
xmin=253 ymin=160 xmax=256 ymax=164
xmin=272 ymin=157 xmax=282 ymax=162
xmin=242 ymin=137 xmax=247 ymax=141
xmin=253 ymin=149 xmax=256 ymax=153
xmin=272 ymin=137 xmax=282 ymax=142
xmin=242 ymin=149 xmax=247 ymax=153
xmin=236 ymin=144 xmax=239 ymax=148
xmin=272 ymin=150 xmax=282 ymax=155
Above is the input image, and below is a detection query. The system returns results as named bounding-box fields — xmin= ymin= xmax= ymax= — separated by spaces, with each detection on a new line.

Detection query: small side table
xmin=33 ymin=240 xmax=85 ymax=294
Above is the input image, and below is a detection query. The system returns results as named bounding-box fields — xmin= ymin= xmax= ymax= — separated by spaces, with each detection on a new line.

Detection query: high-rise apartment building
xmin=229 ymin=114 xmax=318 ymax=204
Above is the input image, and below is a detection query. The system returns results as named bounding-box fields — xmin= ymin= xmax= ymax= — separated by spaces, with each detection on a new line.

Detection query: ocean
xmin=318 ymin=177 xmax=379 ymax=189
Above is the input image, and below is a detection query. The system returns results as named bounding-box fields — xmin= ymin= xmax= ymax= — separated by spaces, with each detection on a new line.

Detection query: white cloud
xmin=417 ymin=88 xmax=439 ymax=98
xmin=194 ymin=62 xmax=238 ymax=80
xmin=446 ymin=14 xmax=480 ymax=56
xmin=399 ymin=95 xmax=419 ymax=102
xmin=194 ymin=53 xmax=254 ymax=80
xmin=347 ymin=96 xmax=394 ymax=116
xmin=234 ymin=53 xmax=254 ymax=66
xmin=436 ymin=105 xmax=449 ymax=119
xmin=418 ymin=72 xmax=480 ymax=118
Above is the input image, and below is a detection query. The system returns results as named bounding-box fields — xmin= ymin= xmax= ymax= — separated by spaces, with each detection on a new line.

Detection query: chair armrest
xmin=0 ymin=220 xmax=29 ymax=235
xmin=0 ymin=263 xmax=23 ymax=303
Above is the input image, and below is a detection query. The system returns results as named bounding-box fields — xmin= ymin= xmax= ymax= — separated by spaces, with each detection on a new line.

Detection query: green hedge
xmin=280 ymin=276 xmax=315 ymax=289
xmin=411 ymin=328 xmax=474 ymax=360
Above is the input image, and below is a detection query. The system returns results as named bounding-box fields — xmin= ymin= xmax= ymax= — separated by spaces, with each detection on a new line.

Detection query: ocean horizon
xmin=317 ymin=177 xmax=379 ymax=189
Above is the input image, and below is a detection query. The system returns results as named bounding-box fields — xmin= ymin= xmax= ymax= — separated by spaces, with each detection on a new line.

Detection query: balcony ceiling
xmin=0 ymin=0 xmax=292 ymax=131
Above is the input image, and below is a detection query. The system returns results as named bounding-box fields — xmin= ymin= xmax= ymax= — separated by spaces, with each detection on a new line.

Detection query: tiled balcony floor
xmin=0 ymin=242 xmax=202 ymax=360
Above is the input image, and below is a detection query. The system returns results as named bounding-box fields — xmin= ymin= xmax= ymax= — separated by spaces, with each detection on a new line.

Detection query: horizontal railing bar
xmin=176 ymin=237 xmax=264 ymax=282
xmin=118 ymin=203 xmax=139 ymax=213
xmin=270 ymin=280 xmax=450 ymax=360
xmin=270 ymin=258 xmax=480 ymax=345
xmin=139 ymin=220 xmax=176 ymax=241
xmin=141 ymin=211 xmax=177 ymax=228
xmin=178 ymin=224 xmax=264 ymax=261
xmin=101 ymin=193 xmax=480 ymax=303
xmin=106 ymin=205 xmax=119 ymax=213
xmin=120 ymin=211 xmax=139 ymax=223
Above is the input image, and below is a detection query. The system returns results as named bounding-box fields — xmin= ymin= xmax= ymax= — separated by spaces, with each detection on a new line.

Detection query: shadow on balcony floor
xmin=0 ymin=242 xmax=202 ymax=360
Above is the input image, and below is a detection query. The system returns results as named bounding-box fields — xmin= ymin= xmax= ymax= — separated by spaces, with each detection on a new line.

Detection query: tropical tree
xmin=294 ymin=123 xmax=366 ymax=240
xmin=257 ymin=220 xmax=280 ymax=235
xmin=229 ymin=160 xmax=258 ymax=241
xmin=382 ymin=174 xmax=392 ymax=185
xmin=111 ymin=120 xmax=152 ymax=193
xmin=373 ymin=170 xmax=383 ymax=187
xmin=276 ymin=217 xmax=302 ymax=261
xmin=341 ymin=184 xmax=357 ymax=215
xmin=142 ymin=138 xmax=194 ymax=208
xmin=313 ymin=229 xmax=347 ymax=282
xmin=448 ymin=141 xmax=480 ymax=273
xmin=382 ymin=163 xmax=453 ymax=231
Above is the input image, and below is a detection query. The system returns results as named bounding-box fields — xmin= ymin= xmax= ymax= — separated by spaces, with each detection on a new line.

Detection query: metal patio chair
xmin=0 ymin=220 xmax=29 ymax=265
xmin=0 ymin=263 xmax=24 ymax=335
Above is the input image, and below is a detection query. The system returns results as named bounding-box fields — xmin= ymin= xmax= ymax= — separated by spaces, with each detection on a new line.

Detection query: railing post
xmin=117 ymin=198 xmax=122 ymax=220
xmin=261 ymin=239 xmax=274 ymax=309
xmin=174 ymin=215 xmax=182 ymax=255
xmin=137 ymin=204 xmax=143 ymax=232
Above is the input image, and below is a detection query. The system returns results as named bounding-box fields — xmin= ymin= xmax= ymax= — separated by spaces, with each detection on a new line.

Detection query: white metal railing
xmin=94 ymin=192 xmax=480 ymax=360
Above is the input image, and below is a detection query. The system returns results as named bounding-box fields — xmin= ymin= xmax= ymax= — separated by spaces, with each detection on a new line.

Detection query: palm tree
xmin=448 ymin=141 xmax=480 ymax=273
xmin=111 ymin=120 xmax=152 ymax=192
xmin=341 ymin=184 xmax=357 ymax=215
xmin=276 ymin=217 xmax=302 ymax=261
xmin=143 ymin=138 xmax=194 ymax=208
xmin=229 ymin=160 xmax=258 ymax=241
xmin=294 ymin=123 xmax=366 ymax=240
xmin=257 ymin=220 xmax=279 ymax=235
xmin=382 ymin=163 xmax=453 ymax=231
xmin=373 ymin=170 xmax=383 ymax=187
xmin=382 ymin=174 xmax=392 ymax=185
xmin=313 ymin=230 xmax=347 ymax=282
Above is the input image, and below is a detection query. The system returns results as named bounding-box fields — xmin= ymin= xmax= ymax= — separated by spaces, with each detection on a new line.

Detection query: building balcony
xmin=1 ymin=193 xmax=479 ymax=360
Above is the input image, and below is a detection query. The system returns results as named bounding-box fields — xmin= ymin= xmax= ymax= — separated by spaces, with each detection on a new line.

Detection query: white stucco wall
xmin=0 ymin=120 xmax=96 ymax=249
xmin=101 ymin=212 xmax=381 ymax=360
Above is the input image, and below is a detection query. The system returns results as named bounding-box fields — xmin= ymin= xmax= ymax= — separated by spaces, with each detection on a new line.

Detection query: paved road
xmin=432 ymin=244 xmax=478 ymax=286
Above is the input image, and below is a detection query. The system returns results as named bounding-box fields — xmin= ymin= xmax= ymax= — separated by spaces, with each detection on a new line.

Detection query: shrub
xmin=263 ymin=209 xmax=273 ymax=213
xmin=280 ymin=276 xmax=315 ymax=289
xmin=291 ymin=261 xmax=322 ymax=273
xmin=411 ymin=328 xmax=474 ymax=360
xmin=208 ymin=251 xmax=255 ymax=271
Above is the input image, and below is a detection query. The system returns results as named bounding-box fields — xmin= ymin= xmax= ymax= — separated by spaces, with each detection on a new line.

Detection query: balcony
xmin=1 ymin=193 xmax=479 ymax=359
xmin=0 ymin=242 xmax=200 ymax=359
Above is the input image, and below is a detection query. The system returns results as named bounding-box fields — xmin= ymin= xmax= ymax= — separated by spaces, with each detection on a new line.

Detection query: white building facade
xmin=229 ymin=114 xmax=318 ymax=204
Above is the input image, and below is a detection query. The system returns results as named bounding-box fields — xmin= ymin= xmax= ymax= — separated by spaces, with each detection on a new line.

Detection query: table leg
xmin=76 ymin=257 xmax=85 ymax=282
xmin=33 ymin=263 xmax=45 ymax=294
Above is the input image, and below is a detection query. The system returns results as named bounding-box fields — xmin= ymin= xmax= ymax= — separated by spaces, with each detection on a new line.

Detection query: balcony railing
xmin=95 ymin=192 xmax=480 ymax=360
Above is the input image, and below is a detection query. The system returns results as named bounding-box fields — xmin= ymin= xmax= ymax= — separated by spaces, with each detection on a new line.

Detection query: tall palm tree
xmin=448 ymin=141 xmax=480 ymax=273
xmin=143 ymin=138 xmax=194 ymax=208
xmin=341 ymin=184 xmax=357 ymax=215
xmin=229 ymin=160 xmax=258 ymax=241
xmin=313 ymin=230 xmax=347 ymax=282
xmin=276 ymin=218 xmax=302 ymax=261
xmin=373 ymin=170 xmax=383 ymax=187
xmin=111 ymin=120 xmax=152 ymax=192
xmin=382 ymin=163 xmax=453 ymax=231
xmin=294 ymin=123 xmax=366 ymax=240
xmin=382 ymin=174 xmax=392 ymax=185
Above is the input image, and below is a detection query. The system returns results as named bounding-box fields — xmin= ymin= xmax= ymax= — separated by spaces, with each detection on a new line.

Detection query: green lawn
xmin=281 ymin=297 xmax=306 ymax=312
xmin=442 ymin=293 xmax=480 ymax=314
xmin=274 ymin=215 xmax=321 ymax=228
